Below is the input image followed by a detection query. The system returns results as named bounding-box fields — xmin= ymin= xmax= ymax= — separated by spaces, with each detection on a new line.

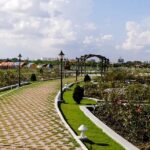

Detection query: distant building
xmin=0 ymin=61 xmax=26 ymax=69
xmin=37 ymin=64 xmax=43 ymax=69
xmin=118 ymin=57 xmax=124 ymax=64
xmin=27 ymin=63 xmax=37 ymax=69
xmin=0 ymin=62 xmax=15 ymax=69
xmin=47 ymin=64 xmax=53 ymax=69
xmin=40 ymin=57 xmax=58 ymax=61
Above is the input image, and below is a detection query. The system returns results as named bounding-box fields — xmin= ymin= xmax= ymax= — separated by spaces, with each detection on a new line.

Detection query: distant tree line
xmin=113 ymin=61 xmax=150 ymax=68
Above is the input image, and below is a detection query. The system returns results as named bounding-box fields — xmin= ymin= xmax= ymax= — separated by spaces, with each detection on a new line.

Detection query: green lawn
xmin=61 ymin=84 xmax=124 ymax=150
xmin=0 ymin=90 xmax=9 ymax=96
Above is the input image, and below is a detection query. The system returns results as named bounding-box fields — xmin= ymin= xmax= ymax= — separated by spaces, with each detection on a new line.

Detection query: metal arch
xmin=77 ymin=54 xmax=110 ymax=76
xmin=83 ymin=54 xmax=105 ymax=60
xmin=78 ymin=54 xmax=109 ymax=65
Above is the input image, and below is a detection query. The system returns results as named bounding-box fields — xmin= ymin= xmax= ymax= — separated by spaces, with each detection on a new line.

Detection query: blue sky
xmin=92 ymin=0 xmax=150 ymax=33
xmin=0 ymin=0 xmax=150 ymax=62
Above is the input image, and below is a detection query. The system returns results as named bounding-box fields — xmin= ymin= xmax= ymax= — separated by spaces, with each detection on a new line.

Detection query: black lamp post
xmin=18 ymin=54 xmax=22 ymax=87
xmin=59 ymin=51 xmax=64 ymax=101
xmin=80 ymin=57 xmax=83 ymax=76
xmin=76 ymin=57 xmax=79 ymax=82
xmin=84 ymin=58 xmax=86 ymax=75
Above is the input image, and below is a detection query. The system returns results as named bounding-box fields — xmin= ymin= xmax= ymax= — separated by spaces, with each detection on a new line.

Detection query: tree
xmin=73 ymin=85 xmax=84 ymax=104
xmin=31 ymin=74 xmax=37 ymax=81
xmin=84 ymin=74 xmax=91 ymax=82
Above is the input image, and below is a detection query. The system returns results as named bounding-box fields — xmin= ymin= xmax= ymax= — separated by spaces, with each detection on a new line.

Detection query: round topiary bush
xmin=31 ymin=73 xmax=37 ymax=81
xmin=84 ymin=74 xmax=91 ymax=82
xmin=73 ymin=85 xmax=84 ymax=104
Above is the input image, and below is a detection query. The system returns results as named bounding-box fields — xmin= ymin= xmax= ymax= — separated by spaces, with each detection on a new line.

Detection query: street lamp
xmin=59 ymin=51 xmax=64 ymax=101
xmin=80 ymin=57 xmax=83 ymax=76
xmin=76 ymin=57 xmax=79 ymax=82
xmin=18 ymin=54 xmax=22 ymax=87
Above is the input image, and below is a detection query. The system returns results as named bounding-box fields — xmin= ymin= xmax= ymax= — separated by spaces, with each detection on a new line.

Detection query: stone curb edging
xmin=54 ymin=83 xmax=88 ymax=150
xmin=0 ymin=81 xmax=30 ymax=92
xmin=0 ymin=82 xmax=30 ymax=97
xmin=0 ymin=88 xmax=18 ymax=97
xmin=83 ymin=97 xmax=99 ymax=102
xmin=80 ymin=105 xmax=140 ymax=150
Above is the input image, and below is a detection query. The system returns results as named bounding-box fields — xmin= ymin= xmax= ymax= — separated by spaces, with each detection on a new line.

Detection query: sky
xmin=0 ymin=0 xmax=150 ymax=62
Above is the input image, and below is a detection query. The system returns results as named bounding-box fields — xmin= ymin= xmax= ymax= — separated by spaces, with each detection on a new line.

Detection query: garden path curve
xmin=0 ymin=81 xmax=81 ymax=150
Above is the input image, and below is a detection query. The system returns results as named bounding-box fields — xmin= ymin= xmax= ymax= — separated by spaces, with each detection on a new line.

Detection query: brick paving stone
xmin=0 ymin=81 xmax=82 ymax=150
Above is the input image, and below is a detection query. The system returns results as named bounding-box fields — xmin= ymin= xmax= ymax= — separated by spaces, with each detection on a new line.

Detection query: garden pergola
xmin=76 ymin=54 xmax=109 ymax=77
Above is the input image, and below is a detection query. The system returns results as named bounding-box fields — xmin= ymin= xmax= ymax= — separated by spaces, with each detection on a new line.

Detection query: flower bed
xmin=92 ymin=102 xmax=150 ymax=150
xmin=83 ymin=69 xmax=150 ymax=150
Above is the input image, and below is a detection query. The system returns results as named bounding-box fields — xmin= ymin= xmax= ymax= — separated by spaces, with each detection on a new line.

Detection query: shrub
xmin=84 ymin=74 xmax=91 ymax=82
xmin=39 ymin=68 xmax=43 ymax=74
xmin=31 ymin=73 xmax=37 ymax=81
xmin=73 ymin=85 xmax=84 ymax=104
xmin=84 ymin=82 xmax=100 ymax=99
xmin=94 ymin=101 xmax=150 ymax=145
xmin=125 ymin=84 xmax=149 ymax=103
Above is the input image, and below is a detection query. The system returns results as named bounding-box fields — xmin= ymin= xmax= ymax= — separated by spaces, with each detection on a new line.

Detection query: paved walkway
xmin=0 ymin=81 xmax=82 ymax=150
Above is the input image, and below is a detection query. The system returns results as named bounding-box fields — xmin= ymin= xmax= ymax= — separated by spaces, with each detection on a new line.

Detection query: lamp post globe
xmin=59 ymin=51 xmax=65 ymax=101
xmin=18 ymin=54 xmax=22 ymax=87
xmin=59 ymin=51 xmax=64 ymax=59
xmin=18 ymin=54 xmax=22 ymax=59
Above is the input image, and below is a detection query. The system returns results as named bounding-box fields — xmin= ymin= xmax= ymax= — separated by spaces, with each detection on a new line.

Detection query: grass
xmin=0 ymin=90 xmax=10 ymax=95
xmin=61 ymin=84 xmax=124 ymax=150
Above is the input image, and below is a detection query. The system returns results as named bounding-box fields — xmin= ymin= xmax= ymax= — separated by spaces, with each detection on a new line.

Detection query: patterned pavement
xmin=0 ymin=81 xmax=82 ymax=150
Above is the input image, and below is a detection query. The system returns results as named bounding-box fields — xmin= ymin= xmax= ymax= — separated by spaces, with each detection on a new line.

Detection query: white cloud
xmin=83 ymin=34 xmax=113 ymax=46
xmin=84 ymin=22 xmax=97 ymax=31
xmin=101 ymin=34 xmax=113 ymax=40
xmin=42 ymin=19 xmax=76 ymax=46
xmin=83 ymin=36 xmax=94 ymax=45
xmin=119 ymin=21 xmax=150 ymax=50
xmin=0 ymin=0 xmax=78 ymax=49
xmin=0 ymin=0 xmax=113 ymax=58
xmin=1 ymin=0 xmax=33 ymax=12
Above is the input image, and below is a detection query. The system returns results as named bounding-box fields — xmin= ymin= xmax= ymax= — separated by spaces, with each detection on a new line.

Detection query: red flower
xmin=135 ymin=105 xmax=142 ymax=113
